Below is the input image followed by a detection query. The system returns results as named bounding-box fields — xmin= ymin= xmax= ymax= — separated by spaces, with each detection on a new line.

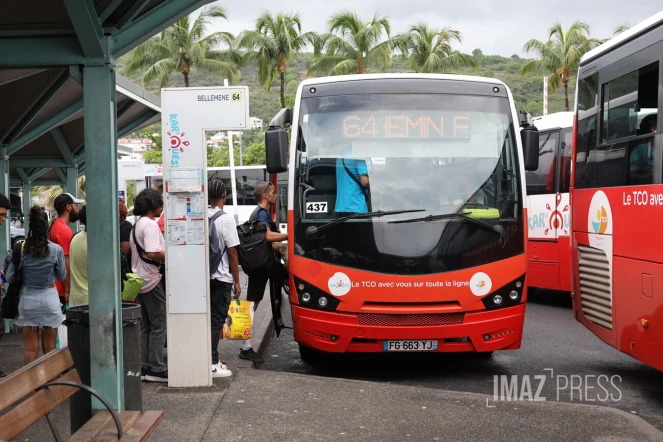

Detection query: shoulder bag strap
xmin=12 ymin=242 xmax=23 ymax=282
xmin=132 ymin=217 xmax=163 ymax=268
xmin=209 ymin=210 xmax=228 ymax=257
xmin=341 ymin=158 xmax=371 ymax=208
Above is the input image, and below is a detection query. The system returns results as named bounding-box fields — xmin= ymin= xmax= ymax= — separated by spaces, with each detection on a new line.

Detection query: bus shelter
xmin=0 ymin=0 xmax=215 ymax=410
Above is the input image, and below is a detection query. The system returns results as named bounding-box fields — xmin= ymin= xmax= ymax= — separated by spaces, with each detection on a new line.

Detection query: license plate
xmin=383 ymin=340 xmax=438 ymax=351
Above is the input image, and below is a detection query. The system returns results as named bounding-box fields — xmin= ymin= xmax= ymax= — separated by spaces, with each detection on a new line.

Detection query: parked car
xmin=10 ymin=226 xmax=24 ymax=247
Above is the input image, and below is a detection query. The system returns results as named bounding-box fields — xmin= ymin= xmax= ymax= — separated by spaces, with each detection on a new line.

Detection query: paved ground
xmin=261 ymin=289 xmax=663 ymax=432
xmin=3 ymin=288 xmax=663 ymax=442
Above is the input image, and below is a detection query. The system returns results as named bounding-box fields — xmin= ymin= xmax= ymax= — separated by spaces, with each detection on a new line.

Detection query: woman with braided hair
xmin=6 ymin=206 xmax=66 ymax=364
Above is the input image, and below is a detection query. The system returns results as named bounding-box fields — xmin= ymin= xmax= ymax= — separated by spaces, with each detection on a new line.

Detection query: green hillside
xmin=117 ymin=50 xmax=574 ymax=125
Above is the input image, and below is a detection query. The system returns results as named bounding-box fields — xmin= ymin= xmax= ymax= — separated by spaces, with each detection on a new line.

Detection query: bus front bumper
xmin=292 ymin=304 xmax=526 ymax=353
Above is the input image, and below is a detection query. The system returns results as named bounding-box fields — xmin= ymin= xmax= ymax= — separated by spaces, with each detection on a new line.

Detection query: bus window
xmin=559 ymin=127 xmax=573 ymax=193
xmin=601 ymin=63 xmax=658 ymax=144
xmin=526 ymin=130 xmax=557 ymax=195
xmin=574 ymin=72 xmax=599 ymax=189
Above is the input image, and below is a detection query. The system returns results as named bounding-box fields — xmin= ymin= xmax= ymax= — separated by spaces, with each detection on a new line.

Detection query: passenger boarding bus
xmin=527 ymin=112 xmax=573 ymax=292
xmin=571 ymin=11 xmax=663 ymax=370
xmin=264 ymin=74 xmax=540 ymax=360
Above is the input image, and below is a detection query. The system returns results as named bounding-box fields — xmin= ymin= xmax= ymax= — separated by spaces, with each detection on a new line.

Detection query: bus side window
xmin=526 ymin=131 xmax=557 ymax=195
xmin=575 ymin=72 xmax=599 ymax=189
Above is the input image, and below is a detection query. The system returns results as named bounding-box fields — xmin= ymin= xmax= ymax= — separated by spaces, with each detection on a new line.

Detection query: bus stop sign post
xmin=161 ymin=86 xmax=249 ymax=387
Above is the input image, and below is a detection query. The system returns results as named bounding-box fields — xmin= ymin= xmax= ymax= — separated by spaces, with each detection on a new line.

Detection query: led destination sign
xmin=342 ymin=113 xmax=470 ymax=139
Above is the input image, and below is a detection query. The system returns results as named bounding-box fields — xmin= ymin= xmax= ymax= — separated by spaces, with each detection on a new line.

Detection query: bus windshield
xmin=294 ymin=92 xmax=524 ymax=275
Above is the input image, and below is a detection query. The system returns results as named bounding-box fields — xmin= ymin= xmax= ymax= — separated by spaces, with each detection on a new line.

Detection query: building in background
xmin=249 ymin=117 xmax=263 ymax=130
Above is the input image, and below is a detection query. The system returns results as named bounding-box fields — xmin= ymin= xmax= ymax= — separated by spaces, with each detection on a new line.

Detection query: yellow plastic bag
xmin=226 ymin=299 xmax=252 ymax=339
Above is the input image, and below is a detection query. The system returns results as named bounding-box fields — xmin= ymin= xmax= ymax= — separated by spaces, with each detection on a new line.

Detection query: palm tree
xmin=308 ymin=11 xmax=391 ymax=76
xmin=613 ymin=22 xmax=633 ymax=36
xmin=124 ymin=5 xmax=240 ymax=88
xmin=521 ymin=21 xmax=601 ymax=111
xmin=238 ymin=11 xmax=315 ymax=108
xmin=393 ymin=23 xmax=476 ymax=73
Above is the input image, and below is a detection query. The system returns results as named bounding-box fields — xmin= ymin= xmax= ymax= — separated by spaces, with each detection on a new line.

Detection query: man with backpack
xmin=237 ymin=181 xmax=288 ymax=363
xmin=207 ymin=179 xmax=240 ymax=377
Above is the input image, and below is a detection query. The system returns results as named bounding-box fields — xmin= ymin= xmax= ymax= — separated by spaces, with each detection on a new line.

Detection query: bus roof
xmin=531 ymin=112 xmax=574 ymax=131
xmin=297 ymin=73 xmax=508 ymax=88
xmin=580 ymin=10 xmax=663 ymax=65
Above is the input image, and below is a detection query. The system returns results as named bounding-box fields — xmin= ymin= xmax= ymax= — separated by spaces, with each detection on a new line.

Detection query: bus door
xmin=526 ymin=129 xmax=566 ymax=290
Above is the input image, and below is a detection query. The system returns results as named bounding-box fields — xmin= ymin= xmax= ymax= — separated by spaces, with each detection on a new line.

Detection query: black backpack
xmin=236 ymin=207 xmax=273 ymax=276
xmin=208 ymin=210 xmax=228 ymax=275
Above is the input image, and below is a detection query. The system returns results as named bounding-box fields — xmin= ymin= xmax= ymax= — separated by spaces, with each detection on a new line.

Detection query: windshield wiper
xmin=389 ymin=212 xmax=509 ymax=246
xmin=305 ymin=209 xmax=425 ymax=239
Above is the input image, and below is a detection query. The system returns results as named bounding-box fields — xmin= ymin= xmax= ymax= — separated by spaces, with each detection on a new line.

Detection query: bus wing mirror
xmin=265 ymin=127 xmax=288 ymax=173
xmin=521 ymin=125 xmax=539 ymax=171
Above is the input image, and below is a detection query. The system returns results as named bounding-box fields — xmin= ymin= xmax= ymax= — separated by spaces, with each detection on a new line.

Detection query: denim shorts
xmin=15 ymin=286 xmax=63 ymax=329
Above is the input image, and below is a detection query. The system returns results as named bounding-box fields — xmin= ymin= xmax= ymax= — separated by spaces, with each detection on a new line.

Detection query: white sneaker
xmin=212 ymin=363 xmax=232 ymax=378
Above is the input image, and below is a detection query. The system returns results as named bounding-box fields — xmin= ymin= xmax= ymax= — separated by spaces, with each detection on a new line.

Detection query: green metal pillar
xmin=64 ymin=167 xmax=79 ymax=232
xmin=83 ymin=64 xmax=124 ymax=411
xmin=22 ymin=181 xmax=31 ymax=235
xmin=0 ymin=149 xmax=10 ymax=252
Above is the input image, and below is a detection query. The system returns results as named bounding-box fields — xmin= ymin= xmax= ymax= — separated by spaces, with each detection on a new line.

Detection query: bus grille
xmin=357 ymin=313 xmax=465 ymax=327
xmin=577 ymin=245 xmax=612 ymax=330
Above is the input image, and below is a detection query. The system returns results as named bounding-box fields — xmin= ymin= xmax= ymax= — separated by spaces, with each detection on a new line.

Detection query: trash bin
xmin=66 ymin=303 xmax=142 ymax=434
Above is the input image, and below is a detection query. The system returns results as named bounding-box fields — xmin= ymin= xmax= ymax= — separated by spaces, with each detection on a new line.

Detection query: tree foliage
xmin=124 ymin=5 xmax=241 ymax=88
xmin=393 ymin=23 xmax=476 ymax=73
xmin=309 ymin=11 xmax=392 ymax=76
xmin=239 ymin=11 xmax=316 ymax=108
xmin=520 ymin=21 xmax=601 ymax=111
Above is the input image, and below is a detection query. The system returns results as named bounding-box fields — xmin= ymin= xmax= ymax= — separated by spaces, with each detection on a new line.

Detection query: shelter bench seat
xmin=0 ymin=348 xmax=163 ymax=442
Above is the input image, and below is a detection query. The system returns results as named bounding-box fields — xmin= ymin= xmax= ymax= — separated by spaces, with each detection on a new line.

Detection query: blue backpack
xmin=209 ymin=210 xmax=228 ymax=275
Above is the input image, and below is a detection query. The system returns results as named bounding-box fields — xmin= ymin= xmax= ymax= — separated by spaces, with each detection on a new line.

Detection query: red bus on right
xmin=571 ymin=10 xmax=663 ymax=371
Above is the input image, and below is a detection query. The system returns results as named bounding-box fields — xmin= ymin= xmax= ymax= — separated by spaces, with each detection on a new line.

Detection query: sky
xmin=210 ymin=0 xmax=662 ymax=57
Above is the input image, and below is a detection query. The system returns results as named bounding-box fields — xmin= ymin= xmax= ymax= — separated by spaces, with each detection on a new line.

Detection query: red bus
xmin=265 ymin=74 xmax=540 ymax=360
xmin=527 ymin=112 xmax=573 ymax=292
xmin=571 ymin=11 xmax=663 ymax=370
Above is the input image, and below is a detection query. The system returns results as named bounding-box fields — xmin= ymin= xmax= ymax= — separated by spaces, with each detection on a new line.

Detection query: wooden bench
xmin=0 ymin=348 xmax=163 ymax=442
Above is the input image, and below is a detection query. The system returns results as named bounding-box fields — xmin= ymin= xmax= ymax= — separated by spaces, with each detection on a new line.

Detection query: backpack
xmin=236 ymin=207 xmax=273 ymax=276
xmin=208 ymin=210 xmax=228 ymax=275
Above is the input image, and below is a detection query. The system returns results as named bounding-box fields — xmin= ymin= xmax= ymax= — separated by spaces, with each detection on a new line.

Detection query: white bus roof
xmin=297 ymin=73 xmax=508 ymax=88
xmin=531 ymin=112 xmax=574 ymax=131
xmin=580 ymin=10 xmax=663 ymax=65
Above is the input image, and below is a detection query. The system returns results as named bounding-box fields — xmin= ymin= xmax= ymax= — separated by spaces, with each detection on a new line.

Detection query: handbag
xmin=122 ymin=273 xmax=145 ymax=302
xmin=1 ymin=242 xmax=24 ymax=319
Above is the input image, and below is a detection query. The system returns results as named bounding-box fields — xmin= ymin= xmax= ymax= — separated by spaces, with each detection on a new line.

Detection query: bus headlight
xmin=293 ymin=276 xmax=340 ymax=311
xmin=480 ymin=275 xmax=526 ymax=311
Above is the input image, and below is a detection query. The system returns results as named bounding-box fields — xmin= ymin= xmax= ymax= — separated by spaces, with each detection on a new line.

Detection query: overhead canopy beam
xmin=56 ymin=167 xmax=67 ymax=183
xmin=116 ymin=0 xmax=152 ymax=29
xmin=0 ymin=69 xmax=49 ymax=86
xmin=7 ymin=99 xmax=84 ymax=155
xmin=16 ymin=168 xmax=29 ymax=183
xmin=10 ymin=178 xmax=63 ymax=187
xmin=51 ymin=127 xmax=77 ymax=166
xmin=1 ymin=69 xmax=71 ymax=144
xmin=10 ymin=158 xmax=73 ymax=168
xmin=118 ymin=110 xmax=159 ymax=138
xmin=0 ymin=36 xmax=95 ymax=67
xmin=64 ymin=0 xmax=106 ymax=58
xmin=113 ymin=0 xmax=213 ymax=57
xmin=99 ymin=0 xmax=124 ymax=23
xmin=28 ymin=168 xmax=52 ymax=182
